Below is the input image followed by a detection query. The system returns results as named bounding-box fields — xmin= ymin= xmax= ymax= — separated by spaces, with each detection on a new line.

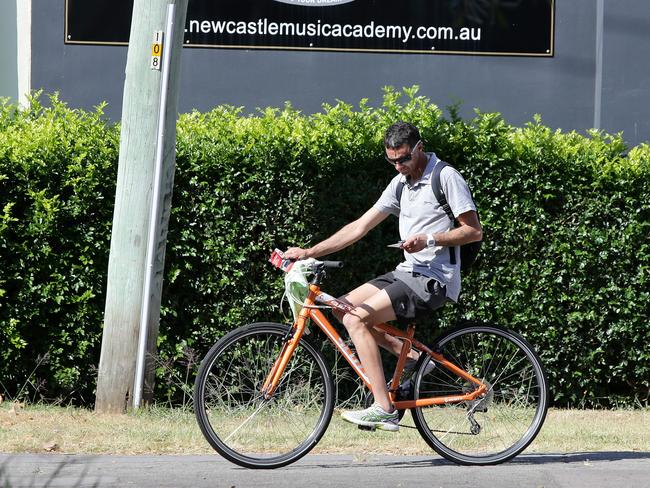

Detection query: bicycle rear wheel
xmin=412 ymin=323 xmax=549 ymax=465
xmin=194 ymin=322 xmax=334 ymax=469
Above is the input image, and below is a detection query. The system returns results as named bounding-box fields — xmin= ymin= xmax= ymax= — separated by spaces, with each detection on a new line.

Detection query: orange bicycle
xmin=194 ymin=256 xmax=549 ymax=469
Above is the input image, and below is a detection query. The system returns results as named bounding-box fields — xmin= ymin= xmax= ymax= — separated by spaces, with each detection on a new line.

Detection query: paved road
xmin=1 ymin=452 xmax=648 ymax=488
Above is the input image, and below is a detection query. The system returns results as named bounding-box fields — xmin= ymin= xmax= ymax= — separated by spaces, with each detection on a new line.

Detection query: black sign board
xmin=65 ymin=0 xmax=555 ymax=56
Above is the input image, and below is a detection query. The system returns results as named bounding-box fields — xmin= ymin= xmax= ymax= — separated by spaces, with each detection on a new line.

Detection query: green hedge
xmin=0 ymin=89 xmax=648 ymax=407
xmin=0 ymin=95 xmax=118 ymax=402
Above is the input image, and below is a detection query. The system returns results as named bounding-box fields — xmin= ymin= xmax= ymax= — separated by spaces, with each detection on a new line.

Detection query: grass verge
xmin=1 ymin=403 xmax=648 ymax=456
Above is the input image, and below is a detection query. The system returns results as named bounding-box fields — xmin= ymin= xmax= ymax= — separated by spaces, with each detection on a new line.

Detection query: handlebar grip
xmin=320 ymin=261 xmax=344 ymax=269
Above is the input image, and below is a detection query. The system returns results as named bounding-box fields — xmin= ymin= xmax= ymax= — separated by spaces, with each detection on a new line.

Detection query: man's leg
xmin=336 ymin=284 xmax=419 ymax=362
xmin=339 ymin=288 xmax=396 ymax=413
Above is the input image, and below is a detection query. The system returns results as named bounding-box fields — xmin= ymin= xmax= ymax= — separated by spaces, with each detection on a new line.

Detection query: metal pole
xmin=16 ymin=0 xmax=32 ymax=108
xmin=133 ymin=3 xmax=176 ymax=410
xmin=593 ymin=0 xmax=604 ymax=130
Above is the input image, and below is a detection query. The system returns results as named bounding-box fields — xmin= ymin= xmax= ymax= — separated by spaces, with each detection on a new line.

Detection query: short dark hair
xmin=384 ymin=121 xmax=420 ymax=149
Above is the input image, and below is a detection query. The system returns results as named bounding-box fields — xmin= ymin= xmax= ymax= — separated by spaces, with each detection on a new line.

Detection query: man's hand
xmin=401 ymin=211 xmax=482 ymax=254
xmin=401 ymin=234 xmax=427 ymax=253
xmin=284 ymin=247 xmax=311 ymax=260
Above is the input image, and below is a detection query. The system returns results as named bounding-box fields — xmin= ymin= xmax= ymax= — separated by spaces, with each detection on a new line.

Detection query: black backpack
xmin=395 ymin=160 xmax=482 ymax=271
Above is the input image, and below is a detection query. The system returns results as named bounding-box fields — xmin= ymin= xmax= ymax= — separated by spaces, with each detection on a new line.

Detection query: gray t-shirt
xmin=373 ymin=153 xmax=476 ymax=302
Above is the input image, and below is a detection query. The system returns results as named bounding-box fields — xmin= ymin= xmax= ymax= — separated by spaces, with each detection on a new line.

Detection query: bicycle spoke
xmin=224 ymin=400 xmax=272 ymax=443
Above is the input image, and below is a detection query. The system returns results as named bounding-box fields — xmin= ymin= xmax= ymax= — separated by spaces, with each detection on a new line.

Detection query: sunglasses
xmin=385 ymin=140 xmax=421 ymax=166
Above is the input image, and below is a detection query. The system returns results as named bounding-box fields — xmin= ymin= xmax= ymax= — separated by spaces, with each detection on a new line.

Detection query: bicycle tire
xmin=411 ymin=322 xmax=549 ymax=465
xmin=194 ymin=322 xmax=335 ymax=469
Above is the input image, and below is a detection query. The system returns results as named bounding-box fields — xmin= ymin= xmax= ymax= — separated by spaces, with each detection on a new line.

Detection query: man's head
xmin=384 ymin=121 xmax=426 ymax=177
xmin=384 ymin=121 xmax=421 ymax=150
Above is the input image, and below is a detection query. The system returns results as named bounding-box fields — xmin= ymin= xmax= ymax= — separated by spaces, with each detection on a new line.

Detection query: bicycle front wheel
xmin=194 ymin=322 xmax=334 ymax=469
xmin=412 ymin=323 xmax=549 ymax=465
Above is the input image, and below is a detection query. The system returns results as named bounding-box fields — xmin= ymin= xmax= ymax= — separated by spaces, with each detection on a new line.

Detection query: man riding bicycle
xmin=285 ymin=121 xmax=482 ymax=431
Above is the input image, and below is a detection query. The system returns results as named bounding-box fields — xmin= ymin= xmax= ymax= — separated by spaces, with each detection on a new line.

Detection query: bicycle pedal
xmin=358 ymin=425 xmax=376 ymax=432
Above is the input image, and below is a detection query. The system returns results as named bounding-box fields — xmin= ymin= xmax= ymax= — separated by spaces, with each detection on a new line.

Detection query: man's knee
xmin=342 ymin=308 xmax=371 ymax=335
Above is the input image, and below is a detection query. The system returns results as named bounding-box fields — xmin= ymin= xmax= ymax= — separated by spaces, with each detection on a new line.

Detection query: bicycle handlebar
xmin=318 ymin=260 xmax=344 ymax=269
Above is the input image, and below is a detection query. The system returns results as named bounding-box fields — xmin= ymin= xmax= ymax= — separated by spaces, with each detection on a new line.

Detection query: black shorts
xmin=368 ymin=270 xmax=448 ymax=323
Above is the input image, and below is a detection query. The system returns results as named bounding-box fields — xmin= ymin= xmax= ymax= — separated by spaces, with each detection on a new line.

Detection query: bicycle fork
xmin=260 ymin=300 xmax=313 ymax=399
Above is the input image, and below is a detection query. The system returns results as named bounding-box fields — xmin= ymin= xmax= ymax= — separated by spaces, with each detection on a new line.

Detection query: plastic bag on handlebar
xmin=284 ymin=258 xmax=315 ymax=324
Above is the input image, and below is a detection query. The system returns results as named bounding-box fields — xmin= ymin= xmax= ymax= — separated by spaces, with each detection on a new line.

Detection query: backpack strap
xmin=394 ymin=179 xmax=405 ymax=204
xmin=431 ymin=161 xmax=454 ymax=222
xmin=393 ymin=159 xmax=458 ymax=265
xmin=431 ymin=160 xmax=458 ymax=265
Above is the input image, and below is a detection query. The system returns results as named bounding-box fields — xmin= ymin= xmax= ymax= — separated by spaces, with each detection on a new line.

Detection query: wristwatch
xmin=426 ymin=233 xmax=436 ymax=248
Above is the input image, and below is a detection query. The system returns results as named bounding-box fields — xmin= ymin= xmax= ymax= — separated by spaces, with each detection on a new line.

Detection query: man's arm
xmin=285 ymin=207 xmax=389 ymax=260
xmin=401 ymin=210 xmax=482 ymax=254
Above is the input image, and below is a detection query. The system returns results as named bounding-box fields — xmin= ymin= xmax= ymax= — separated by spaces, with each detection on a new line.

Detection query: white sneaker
xmin=341 ymin=403 xmax=400 ymax=432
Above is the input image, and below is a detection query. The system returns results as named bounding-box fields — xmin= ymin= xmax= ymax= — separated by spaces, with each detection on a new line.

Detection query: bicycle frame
xmin=262 ymin=282 xmax=488 ymax=409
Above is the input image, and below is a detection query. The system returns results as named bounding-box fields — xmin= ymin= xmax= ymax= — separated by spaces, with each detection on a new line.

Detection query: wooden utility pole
xmin=96 ymin=0 xmax=188 ymax=413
